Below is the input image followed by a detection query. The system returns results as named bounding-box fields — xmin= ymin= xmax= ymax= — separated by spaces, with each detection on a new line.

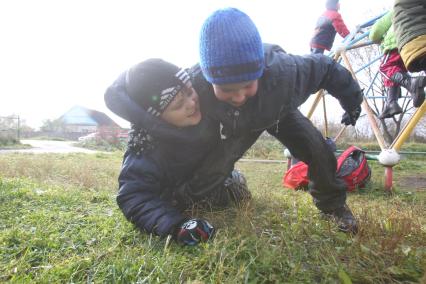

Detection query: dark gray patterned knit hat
xmin=125 ymin=58 xmax=190 ymax=116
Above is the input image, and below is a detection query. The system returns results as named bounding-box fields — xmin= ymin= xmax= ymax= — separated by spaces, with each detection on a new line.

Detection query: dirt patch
xmin=398 ymin=176 xmax=426 ymax=191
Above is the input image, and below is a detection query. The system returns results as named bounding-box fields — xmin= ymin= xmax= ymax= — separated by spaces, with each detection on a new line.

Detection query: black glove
xmin=175 ymin=218 xmax=215 ymax=246
xmin=341 ymin=105 xmax=361 ymax=126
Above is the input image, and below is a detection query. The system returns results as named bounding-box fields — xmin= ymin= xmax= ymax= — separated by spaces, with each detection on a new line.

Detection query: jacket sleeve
xmin=369 ymin=11 xmax=392 ymax=43
xmin=288 ymin=53 xmax=363 ymax=112
xmin=332 ymin=12 xmax=350 ymax=38
xmin=117 ymin=152 xmax=186 ymax=237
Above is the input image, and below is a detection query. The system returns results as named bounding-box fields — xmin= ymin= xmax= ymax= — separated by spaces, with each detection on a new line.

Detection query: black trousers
xmin=176 ymin=130 xmax=262 ymax=208
xmin=182 ymin=109 xmax=345 ymax=212
xmin=267 ymin=110 xmax=346 ymax=211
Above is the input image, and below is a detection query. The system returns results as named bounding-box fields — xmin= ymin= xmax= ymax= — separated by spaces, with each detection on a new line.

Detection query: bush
xmin=76 ymin=137 xmax=127 ymax=152
xmin=0 ymin=136 xmax=19 ymax=147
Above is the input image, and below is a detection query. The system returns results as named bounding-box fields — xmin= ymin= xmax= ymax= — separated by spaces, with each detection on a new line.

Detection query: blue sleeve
xmin=117 ymin=152 xmax=186 ymax=237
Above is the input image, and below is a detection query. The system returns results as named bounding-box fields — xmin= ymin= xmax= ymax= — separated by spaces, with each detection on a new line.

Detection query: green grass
xmin=0 ymin=151 xmax=425 ymax=283
xmin=243 ymin=137 xmax=284 ymax=160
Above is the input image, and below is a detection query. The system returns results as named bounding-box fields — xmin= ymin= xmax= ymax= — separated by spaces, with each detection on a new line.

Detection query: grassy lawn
xmin=0 ymin=150 xmax=425 ymax=283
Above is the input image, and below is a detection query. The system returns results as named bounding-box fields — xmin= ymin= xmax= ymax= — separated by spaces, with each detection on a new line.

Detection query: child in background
xmin=370 ymin=10 xmax=426 ymax=119
xmin=105 ymin=58 xmax=251 ymax=246
xmin=310 ymin=0 xmax=349 ymax=54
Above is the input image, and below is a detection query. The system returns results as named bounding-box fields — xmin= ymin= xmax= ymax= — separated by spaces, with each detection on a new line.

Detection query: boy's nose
xmin=186 ymin=95 xmax=197 ymax=107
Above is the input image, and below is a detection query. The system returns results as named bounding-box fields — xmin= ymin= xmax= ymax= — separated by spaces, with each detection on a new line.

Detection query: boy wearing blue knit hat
xmin=196 ymin=7 xmax=364 ymax=234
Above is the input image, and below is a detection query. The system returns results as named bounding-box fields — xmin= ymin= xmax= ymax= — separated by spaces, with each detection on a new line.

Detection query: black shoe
xmin=391 ymin=72 xmax=426 ymax=107
xmin=379 ymin=101 xmax=403 ymax=119
xmin=321 ymin=204 xmax=358 ymax=234
xmin=225 ymin=169 xmax=252 ymax=206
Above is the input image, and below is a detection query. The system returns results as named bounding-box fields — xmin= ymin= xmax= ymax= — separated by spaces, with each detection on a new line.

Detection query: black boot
xmin=379 ymin=86 xmax=403 ymax=119
xmin=196 ymin=169 xmax=251 ymax=209
xmin=321 ymin=204 xmax=358 ymax=234
xmin=224 ymin=169 xmax=252 ymax=207
xmin=391 ymin=72 xmax=426 ymax=107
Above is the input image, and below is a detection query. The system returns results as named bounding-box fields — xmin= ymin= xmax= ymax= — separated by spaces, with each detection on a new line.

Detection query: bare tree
xmin=0 ymin=115 xmax=33 ymax=143
xmin=40 ymin=118 xmax=66 ymax=132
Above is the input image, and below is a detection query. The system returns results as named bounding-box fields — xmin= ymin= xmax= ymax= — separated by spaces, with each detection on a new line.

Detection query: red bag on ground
xmin=282 ymin=146 xmax=371 ymax=192
xmin=282 ymin=162 xmax=310 ymax=190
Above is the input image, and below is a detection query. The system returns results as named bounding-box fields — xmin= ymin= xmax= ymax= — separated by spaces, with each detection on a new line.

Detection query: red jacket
xmin=310 ymin=9 xmax=349 ymax=50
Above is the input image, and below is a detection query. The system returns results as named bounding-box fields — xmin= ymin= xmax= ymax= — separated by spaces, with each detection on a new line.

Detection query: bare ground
xmin=398 ymin=176 xmax=426 ymax=191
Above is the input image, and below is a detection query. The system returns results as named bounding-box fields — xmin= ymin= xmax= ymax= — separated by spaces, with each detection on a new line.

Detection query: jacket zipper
xmin=233 ymin=110 xmax=239 ymax=133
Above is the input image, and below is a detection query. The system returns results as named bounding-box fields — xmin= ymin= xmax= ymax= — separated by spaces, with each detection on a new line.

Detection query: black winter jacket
xmin=192 ymin=44 xmax=363 ymax=138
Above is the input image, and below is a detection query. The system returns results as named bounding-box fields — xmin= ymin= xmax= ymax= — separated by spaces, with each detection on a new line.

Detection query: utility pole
xmin=17 ymin=115 xmax=20 ymax=141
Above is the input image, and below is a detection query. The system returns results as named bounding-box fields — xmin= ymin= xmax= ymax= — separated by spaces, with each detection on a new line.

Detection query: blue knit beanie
xmin=199 ymin=8 xmax=264 ymax=85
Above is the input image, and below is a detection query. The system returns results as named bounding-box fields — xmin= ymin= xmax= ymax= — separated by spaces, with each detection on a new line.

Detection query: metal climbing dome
xmin=302 ymin=12 xmax=425 ymax=191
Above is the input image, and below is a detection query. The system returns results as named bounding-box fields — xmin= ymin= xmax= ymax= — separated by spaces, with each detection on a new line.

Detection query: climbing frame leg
xmin=384 ymin=166 xmax=393 ymax=192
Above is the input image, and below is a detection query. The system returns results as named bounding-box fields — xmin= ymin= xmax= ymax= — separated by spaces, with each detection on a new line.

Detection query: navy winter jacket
xmin=105 ymin=74 xmax=221 ymax=237
xmin=188 ymin=44 xmax=363 ymax=212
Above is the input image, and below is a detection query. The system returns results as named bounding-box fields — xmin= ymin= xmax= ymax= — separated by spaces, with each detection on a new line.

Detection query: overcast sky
xmin=0 ymin=0 xmax=390 ymax=129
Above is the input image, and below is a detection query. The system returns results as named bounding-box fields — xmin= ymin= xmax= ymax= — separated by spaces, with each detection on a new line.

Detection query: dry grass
xmin=0 ymin=152 xmax=425 ymax=283
xmin=0 ymin=153 xmax=120 ymax=191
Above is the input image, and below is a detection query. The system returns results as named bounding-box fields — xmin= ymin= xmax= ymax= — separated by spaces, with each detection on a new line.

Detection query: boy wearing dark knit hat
xmin=125 ymin=58 xmax=201 ymax=126
xmin=310 ymin=0 xmax=350 ymax=54
xmin=105 ymin=58 xmax=251 ymax=246
xmin=196 ymin=8 xmax=363 ymax=233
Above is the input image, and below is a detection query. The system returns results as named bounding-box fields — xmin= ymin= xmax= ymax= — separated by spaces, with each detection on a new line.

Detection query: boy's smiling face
xmin=160 ymin=83 xmax=202 ymax=127
xmin=212 ymin=80 xmax=258 ymax=107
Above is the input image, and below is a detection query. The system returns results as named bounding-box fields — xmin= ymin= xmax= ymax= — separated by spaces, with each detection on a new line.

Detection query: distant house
xmin=59 ymin=105 xmax=120 ymax=133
